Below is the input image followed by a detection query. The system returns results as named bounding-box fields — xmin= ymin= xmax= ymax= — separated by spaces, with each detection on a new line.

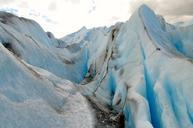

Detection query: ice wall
xmin=77 ymin=5 xmax=193 ymax=128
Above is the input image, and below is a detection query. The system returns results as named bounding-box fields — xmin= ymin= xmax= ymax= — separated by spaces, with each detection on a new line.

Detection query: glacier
xmin=0 ymin=4 xmax=193 ymax=128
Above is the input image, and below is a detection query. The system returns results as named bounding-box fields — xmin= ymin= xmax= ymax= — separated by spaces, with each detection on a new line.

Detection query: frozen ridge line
xmin=0 ymin=4 xmax=193 ymax=128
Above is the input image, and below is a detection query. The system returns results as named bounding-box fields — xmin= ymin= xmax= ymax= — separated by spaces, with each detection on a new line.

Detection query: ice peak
xmin=139 ymin=4 xmax=152 ymax=11
xmin=78 ymin=26 xmax=88 ymax=33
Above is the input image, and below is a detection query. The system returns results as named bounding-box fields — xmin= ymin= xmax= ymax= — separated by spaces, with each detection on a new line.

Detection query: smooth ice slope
xmin=0 ymin=12 xmax=89 ymax=83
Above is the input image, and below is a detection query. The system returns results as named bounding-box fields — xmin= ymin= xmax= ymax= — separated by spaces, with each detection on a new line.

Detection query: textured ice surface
xmin=0 ymin=12 xmax=94 ymax=128
xmin=0 ymin=4 xmax=193 ymax=128
xmin=65 ymin=5 xmax=193 ymax=128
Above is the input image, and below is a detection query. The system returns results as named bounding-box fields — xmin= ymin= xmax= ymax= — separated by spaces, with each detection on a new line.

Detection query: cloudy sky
xmin=0 ymin=0 xmax=193 ymax=38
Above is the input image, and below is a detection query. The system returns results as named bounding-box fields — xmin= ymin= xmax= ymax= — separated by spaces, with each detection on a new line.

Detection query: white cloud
xmin=64 ymin=0 xmax=80 ymax=4
xmin=1 ymin=0 xmax=192 ymax=37
xmin=0 ymin=0 xmax=131 ymax=37
xmin=0 ymin=0 xmax=14 ymax=5
xmin=48 ymin=2 xmax=57 ymax=11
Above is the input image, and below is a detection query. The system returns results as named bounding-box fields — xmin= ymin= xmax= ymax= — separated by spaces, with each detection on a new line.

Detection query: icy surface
xmin=0 ymin=4 xmax=193 ymax=128
xmin=0 ymin=12 xmax=94 ymax=128
xmin=64 ymin=5 xmax=193 ymax=128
